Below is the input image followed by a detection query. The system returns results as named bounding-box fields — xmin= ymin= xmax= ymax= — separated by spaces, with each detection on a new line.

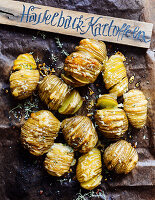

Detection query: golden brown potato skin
xmin=10 ymin=69 xmax=39 ymax=100
xmin=10 ymin=53 xmax=39 ymax=100
xmin=95 ymin=108 xmax=128 ymax=139
xmin=13 ymin=53 xmax=37 ymax=70
xmin=76 ymin=148 xmax=102 ymax=190
xmin=38 ymin=75 xmax=83 ymax=114
xmin=103 ymin=52 xmax=128 ymax=97
xmin=123 ymin=89 xmax=148 ymax=128
xmin=21 ymin=110 xmax=60 ymax=156
xmin=61 ymin=116 xmax=98 ymax=153
xmin=62 ymin=39 xmax=107 ymax=87
xmin=104 ymin=140 xmax=138 ymax=174
xmin=38 ymin=75 xmax=70 ymax=110
xmin=44 ymin=143 xmax=74 ymax=177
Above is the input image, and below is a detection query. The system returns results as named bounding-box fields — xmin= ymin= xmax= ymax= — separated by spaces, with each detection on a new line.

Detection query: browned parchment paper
xmin=0 ymin=0 xmax=154 ymax=200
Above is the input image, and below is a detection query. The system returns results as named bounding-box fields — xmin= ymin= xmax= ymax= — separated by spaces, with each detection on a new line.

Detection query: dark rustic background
xmin=0 ymin=0 xmax=154 ymax=199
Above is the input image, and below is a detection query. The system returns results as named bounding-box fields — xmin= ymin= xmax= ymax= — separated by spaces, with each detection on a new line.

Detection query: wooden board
xmin=0 ymin=0 xmax=153 ymax=48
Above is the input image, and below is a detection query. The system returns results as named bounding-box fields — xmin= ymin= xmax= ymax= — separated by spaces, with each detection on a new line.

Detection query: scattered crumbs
xmin=85 ymin=96 xmax=89 ymax=100
xmin=129 ymin=75 xmax=134 ymax=84
xmin=57 ymin=64 xmax=64 ymax=69
xmin=29 ymin=52 xmax=34 ymax=55
xmin=87 ymin=113 xmax=93 ymax=117
xmin=57 ymin=178 xmax=68 ymax=184
xmin=9 ymin=104 xmax=22 ymax=113
xmin=88 ymin=87 xmax=94 ymax=95
xmin=39 ymin=190 xmax=44 ymax=195
xmin=9 ymin=97 xmax=39 ymax=120
xmin=129 ymin=135 xmax=132 ymax=138
xmin=143 ymin=135 xmax=148 ymax=140
xmin=38 ymin=63 xmax=51 ymax=76
xmin=51 ymin=68 xmax=55 ymax=73
xmin=35 ymin=56 xmax=40 ymax=63
xmin=5 ymin=89 xmax=8 ymax=94
xmin=104 ymin=178 xmax=107 ymax=181
xmin=134 ymin=142 xmax=137 ymax=148
xmin=135 ymin=82 xmax=140 ymax=88
xmin=87 ymin=99 xmax=95 ymax=110
xmin=51 ymin=52 xmax=58 ymax=62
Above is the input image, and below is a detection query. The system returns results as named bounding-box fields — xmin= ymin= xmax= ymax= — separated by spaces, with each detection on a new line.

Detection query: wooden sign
xmin=0 ymin=0 xmax=153 ymax=48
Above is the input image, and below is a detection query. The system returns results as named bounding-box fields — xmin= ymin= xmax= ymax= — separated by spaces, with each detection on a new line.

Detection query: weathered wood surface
xmin=0 ymin=0 xmax=153 ymax=48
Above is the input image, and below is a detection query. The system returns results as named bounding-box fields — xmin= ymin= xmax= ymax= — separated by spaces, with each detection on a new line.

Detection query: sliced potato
xmin=96 ymin=94 xmax=118 ymax=109
xmin=61 ymin=74 xmax=85 ymax=87
xmin=58 ymin=90 xmax=83 ymax=114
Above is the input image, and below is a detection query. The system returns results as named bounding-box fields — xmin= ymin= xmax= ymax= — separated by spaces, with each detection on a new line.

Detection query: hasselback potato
xmin=95 ymin=94 xmax=128 ymax=139
xmin=44 ymin=143 xmax=74 ymax=177
xmin=123 ymin=89 xmax=147 ymax=128
xmin=95 ymin=108 xmax=128 ymax=139
xmin=61 ymin=116 xmax=98 ymax=153
xmin=76 ymin=148 xmax=102 ymax=190
xmin=10 ymin=53 xmax=39 ymax=100
xmin=104 ymin=140 xmax=138 ymax=174
xmin=103 ymin=52 xmax=128 ymax=97
xmin=62 ymin=39 xmax=107 ymax=87
xmin=38 ymin=75 xmax=83 ymax=114
xmin=21 ymin=110 xmax=60 ymax=156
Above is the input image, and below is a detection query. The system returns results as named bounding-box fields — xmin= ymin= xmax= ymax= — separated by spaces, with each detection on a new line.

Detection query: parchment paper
xmin=0 ymin=0 xmax=154 ymax=199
